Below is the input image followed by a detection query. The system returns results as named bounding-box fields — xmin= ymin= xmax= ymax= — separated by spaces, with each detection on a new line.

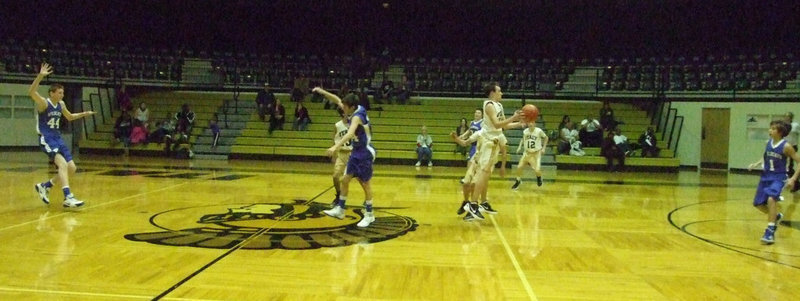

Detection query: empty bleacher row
xmin=3 ymin=39 xmax=798 ymax=96
xmin=1 ymin=39 xmax=182 ymax=81
xmin=597 ymin=54 xmax=799 ymax=91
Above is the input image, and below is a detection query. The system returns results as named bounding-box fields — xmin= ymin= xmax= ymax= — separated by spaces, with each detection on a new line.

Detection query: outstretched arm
xmin=60 ymin=101 xmax=96 ymax=121
xmin=748 ymin=158 xmax=764 ymax=171
xmin=484 ymin=103 xmax=521 ymax=130
xmin=29 ymin=63 xmax=52 ymax=112
xmin=313 ymin=87 xmax=343 ymax=110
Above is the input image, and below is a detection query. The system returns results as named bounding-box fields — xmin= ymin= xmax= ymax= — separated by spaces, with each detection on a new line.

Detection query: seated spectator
xmin=558 ymin=115 xmax=571 ymax=131
xmin=396 ymin=75 xmax=413 ymax=105
xmin=175 ymin=103 xmax=195 ymax=135
xmin=416 ymin=125 xmax=433 ymax=167
xmin=613 ymin=127 xmax=633 ymax=156
xmin=639 ymin=127 xmax=660 ymax=157
xmin=358 ymin=89 xmax=371 ymax=111
xmin=130 ymin=119 xmax=149 ymax=147
xmin=117 ymin=84 xmax=132 ymax=111
xmin=559 ymin=121 xmax=584 ymax=156
xmin=291 ymin=74 xmax=309 ymax=102
xmin=601 ymin=131 xmax=625 ymax=172
xmin=134 ymin=102 xmax=150 ymax=129
xmin=599 ymin=101 xmax=620 ymax=130
xmin=579 ymin=114 xmax=603 ymax=147
xmin=376 ymin=80 xmax=394 ymax=104
xmin=113 ymin=110 xmax=133 ymax=154
xmin=455 ymin=118 xmax=469 ymax=157
xmin=209 ymin=117 xmax=221 ymax=149
xmin=256 ymin=83 xmax=275 ymax=121
xmin=148 ymin=117 xmax=175 ymax=145
xmin=269 ymin=98 xmax=286 ymax=134
xmin=292 ymin=102 xmax=311 ymax=131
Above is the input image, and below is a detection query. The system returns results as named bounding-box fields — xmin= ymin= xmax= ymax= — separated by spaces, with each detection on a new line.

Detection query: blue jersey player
xmin=31 ymin=63 xmax=96 ymax=208
xmin=315 ymin=87 xmax=377 ymax=228
xmin=748 ymin=120 xmax=800 ymax=244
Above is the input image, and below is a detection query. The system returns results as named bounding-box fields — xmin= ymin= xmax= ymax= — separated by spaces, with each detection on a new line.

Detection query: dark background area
xmin=2 ymin=0 xmax=799 ymax=58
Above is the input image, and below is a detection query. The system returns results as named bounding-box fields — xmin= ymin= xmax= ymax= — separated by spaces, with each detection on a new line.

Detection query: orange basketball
xmin=522 ymin=104 xmax=539 ymax=122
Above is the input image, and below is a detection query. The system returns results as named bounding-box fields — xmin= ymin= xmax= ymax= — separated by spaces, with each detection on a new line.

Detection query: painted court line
xmin=0 ymin=182 xmax=188 ymax=233
xmin=0 ymin=286 xmax=150 ymax=299
xmin=489 ymin=215 xmax=538 ymax=301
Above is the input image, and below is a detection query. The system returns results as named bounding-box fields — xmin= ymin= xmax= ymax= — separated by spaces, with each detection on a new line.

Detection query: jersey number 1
xmin=768 ymin=159 xmax=775 ymax=171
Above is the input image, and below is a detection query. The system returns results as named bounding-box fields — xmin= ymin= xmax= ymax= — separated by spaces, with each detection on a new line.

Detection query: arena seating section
xmin=6 ymin=39 xmax=798 ymax=171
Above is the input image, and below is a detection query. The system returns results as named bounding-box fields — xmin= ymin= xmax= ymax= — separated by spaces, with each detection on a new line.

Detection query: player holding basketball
xmin=466 ymin=83 xmax=522 ymax=217
xmin=315 ymin=87 xmax=377 ymax=227
xmin=512 ymin=119 xmax=548 ymax=189
xmin=31 ymin=63 xmax=96 ymax=208
xmin=330 ymin=107 xmax=352 ymax=206
xmin=747 ymin=120 xmax=800 ymax=244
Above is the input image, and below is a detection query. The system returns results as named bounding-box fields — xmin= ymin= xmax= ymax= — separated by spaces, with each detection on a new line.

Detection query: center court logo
xmin=124 ymin=200 xmax=418 ymax=250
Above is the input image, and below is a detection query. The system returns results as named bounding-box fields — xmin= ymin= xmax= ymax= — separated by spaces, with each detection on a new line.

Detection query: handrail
xmin=672 ymin=116 xmax=684 ymax=157
xmin=89 ymin=93 xmax=105 ymax=125
xmin=80 ymin=99 xmax=97 ymax=139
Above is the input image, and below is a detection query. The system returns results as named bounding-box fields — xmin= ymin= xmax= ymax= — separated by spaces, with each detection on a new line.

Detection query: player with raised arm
xmin=31 ymin=63 xmax=96 ymax=208
xmin=315 ymin=87 xmax=377 ymax=227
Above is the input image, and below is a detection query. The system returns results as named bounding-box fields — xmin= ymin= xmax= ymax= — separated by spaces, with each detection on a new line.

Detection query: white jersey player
xmin=512 ymin=122 xmax=548 ymax=189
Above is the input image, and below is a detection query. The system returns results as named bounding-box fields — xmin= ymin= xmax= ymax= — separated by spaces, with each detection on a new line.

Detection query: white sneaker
xmin=415 ymin=161 xmax=421 ymax=167
xmin=428 ymin=161 xmax=433 ymax=167
xmin=323 ymin=206 xmax=345 ymax=219
xmin=357 ymin=212 xmax=375 ymax=227
xmin=35 ymin=183 xmax=50 ymax=204
xmin=63 ymin=196 xmax=85 ymax=208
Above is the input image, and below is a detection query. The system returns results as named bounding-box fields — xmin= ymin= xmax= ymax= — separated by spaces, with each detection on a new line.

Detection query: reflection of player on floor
xmin=512 ymin=122 xmax=548 ymax=189
xmin=31 ymin=63 xmax=96 ymax=208
xmin=331 ymin=108 xmax=352 ymax=205
xmin=315 ymin=87 xmax=377 ymax=228
xmin=747 ymin=120 xmax=800 ymax=244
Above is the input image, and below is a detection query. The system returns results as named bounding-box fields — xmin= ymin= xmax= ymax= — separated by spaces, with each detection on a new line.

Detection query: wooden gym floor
xmin=0 ymin=151 xmax=798 ymax=300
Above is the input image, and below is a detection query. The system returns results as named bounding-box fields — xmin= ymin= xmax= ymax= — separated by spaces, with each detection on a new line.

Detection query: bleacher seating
xmin=79 ymin=93 xmax=224 ymax=156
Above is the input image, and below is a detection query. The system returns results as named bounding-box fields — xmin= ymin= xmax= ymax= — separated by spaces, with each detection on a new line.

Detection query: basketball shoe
xmin=323 ymin=206 xmax=345 ymax=219
xmin=35 ymin=183 xmax=50 ymax=204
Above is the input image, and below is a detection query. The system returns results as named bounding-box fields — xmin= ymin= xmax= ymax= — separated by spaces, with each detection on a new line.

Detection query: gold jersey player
xmin=330 ymin=107 xmax=352 ymax=205
xmin=31 ymin=63 xmax=96 ymax=208
xmin=512 ymin=121 xmax=548 ymax=189
xmin=465 ymin=83 xmax=522 ymax=217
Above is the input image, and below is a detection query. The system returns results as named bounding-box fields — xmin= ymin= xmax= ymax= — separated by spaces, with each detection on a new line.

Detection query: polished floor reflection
xmin=0 ymin=152 xmax=798 ymax=300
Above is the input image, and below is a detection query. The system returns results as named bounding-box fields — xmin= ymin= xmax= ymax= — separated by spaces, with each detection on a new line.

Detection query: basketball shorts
xmin=39 ymin=135 xmax=73 ymax=162
xmin=519 ymin=150 xmax=542 ymax=170
xmin=753 ymin=177 xmax=785 ymax=206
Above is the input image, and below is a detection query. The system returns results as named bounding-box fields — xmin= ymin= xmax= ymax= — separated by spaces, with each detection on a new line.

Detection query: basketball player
xmin=315 ymin=87 xmax=377 ymax=227
xmin=783 ymin=112 xmax=799 ymax=192
xmin=331 ymin=107 xmax=352 ymax=205
xmin=464 ymin=108 xmax=483 ymax=160
xmin=451 ymin=126 xmax=512 ymax=220
xmin=31 ymin=63 xmax=96 ymax=208
xmin=512 ymin=121 xmax=548 ymax=189
xmin=468 ymin=83 xmax=522 ymax=216
xmin=747 ymin=120 xmax=800 ymax=244
xmin=454 ymin=109 xmax=483 ymax=219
